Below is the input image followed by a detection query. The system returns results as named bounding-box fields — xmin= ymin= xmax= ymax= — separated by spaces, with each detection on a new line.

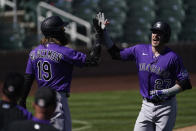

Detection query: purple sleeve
xmin=25 ymin=57 xmax=34 ymax=75
xmin=173 ymin=56 xmax=190 ymax=81
xmin=63 ymin=48 xmax=87 ymax=67
xmin=16 ymin=105 xmax=33 ymax=120
xmin=120 ymin=45 xmax=137 ymax=61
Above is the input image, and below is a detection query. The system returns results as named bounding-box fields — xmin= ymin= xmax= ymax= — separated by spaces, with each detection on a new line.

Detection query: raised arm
xmin=93 ymin=12 xmax=122 ymax=60
xmin=84 ymin=42 xmax=102 ymax=66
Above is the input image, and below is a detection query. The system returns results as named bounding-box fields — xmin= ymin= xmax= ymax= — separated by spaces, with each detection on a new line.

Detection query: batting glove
xmin=150 ymin=89 xmax=169 ymax=100
xmin=150 ymin=90 xmax=164 ymax=96
xmin=93 ymin=12 xmax=109 ymax=33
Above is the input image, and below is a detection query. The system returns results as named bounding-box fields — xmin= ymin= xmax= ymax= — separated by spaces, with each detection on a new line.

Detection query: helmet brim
xmin=62 ymin=21 xmax=69 ymax=26
xmin=150 ymin=28 xmax=165 ymax=34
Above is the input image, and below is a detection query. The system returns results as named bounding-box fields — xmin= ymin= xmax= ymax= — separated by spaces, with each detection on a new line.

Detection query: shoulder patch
xmin=2 ymin=103 xmax=11 ymax=109
xmin=34 ymin=123 xmax=41 ymax=130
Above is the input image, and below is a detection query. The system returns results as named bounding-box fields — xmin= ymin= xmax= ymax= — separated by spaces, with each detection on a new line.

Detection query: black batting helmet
xmin=150 ymin=21 xmax=171 ymax=43
xmin=41 ymin=16 xmax=68 ymax=37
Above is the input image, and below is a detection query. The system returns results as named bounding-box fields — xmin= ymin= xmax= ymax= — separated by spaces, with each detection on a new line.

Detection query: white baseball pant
xmin=134 ymin=97 xmax=177 ymax=131
xmin=50 ymin=92 xmax=72 ymax=131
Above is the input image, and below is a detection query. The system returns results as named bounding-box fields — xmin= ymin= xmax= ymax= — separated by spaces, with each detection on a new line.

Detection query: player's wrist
xmin=103 ymin=30 xmax=114 ymax=49
xmin=161 ymin=89 xmax=169 ymax=96
xmin=95 ymin=27 xmax=104 ymax=34
xmin=164 ymin=84 xmax=182 ymax=96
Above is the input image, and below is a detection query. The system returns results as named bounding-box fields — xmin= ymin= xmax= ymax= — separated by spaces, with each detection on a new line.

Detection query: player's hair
xmin=40 ymin=37 xmax=61 ymax=45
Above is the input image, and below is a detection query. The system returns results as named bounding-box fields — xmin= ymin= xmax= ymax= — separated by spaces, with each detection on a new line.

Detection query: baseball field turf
xmin=27 ymin=87 xmax=196 ymax=131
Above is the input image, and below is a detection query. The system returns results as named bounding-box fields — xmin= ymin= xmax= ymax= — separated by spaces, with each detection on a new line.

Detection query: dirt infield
xmin=173 ymin=125 xmax=196 ymax=131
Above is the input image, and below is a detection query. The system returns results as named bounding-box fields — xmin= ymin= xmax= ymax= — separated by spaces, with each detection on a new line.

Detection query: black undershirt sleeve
xmin=84 ymin=36 xmax=102 ymax=66
xmin=179 ymin=79 xmax=192 ymax=90
xmin=21 ymin=74 xmax=35 ymax=101
xmin=108 ymin=44 xmax=121 ymax=60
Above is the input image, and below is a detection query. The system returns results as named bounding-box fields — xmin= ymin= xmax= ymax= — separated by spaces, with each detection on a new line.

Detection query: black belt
xmin=143 ymin=96 xmax=174 ymax=104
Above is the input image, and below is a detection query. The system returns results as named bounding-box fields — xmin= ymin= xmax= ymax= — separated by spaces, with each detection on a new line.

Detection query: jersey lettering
xmin=37 ymin=60 xmax=52 ymax=81
xmin=30 ymin=49 xmax=63 ymax=62
xmin=139 ymin=63 xmax=170 ymax=78
xmin=154 ymin=79 xmax=171 ymax=90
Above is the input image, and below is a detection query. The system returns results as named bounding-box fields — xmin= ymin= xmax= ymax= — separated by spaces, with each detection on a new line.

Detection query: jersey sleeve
xmin=62 ymin=48 xmax=87 ymax=67
xmin=173 ymin=55 xmax=190 ymax=81
xmin=120 ymin=45 xmax=137 ymax=61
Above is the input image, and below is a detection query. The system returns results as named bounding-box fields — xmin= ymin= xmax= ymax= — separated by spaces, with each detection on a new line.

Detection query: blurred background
xmin=0 ymin=0 xmax=196 ymax=79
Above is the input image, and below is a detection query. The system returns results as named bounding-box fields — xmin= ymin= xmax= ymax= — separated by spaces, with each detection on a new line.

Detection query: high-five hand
xmin=93 ymin=12 xmax=109 ymax=33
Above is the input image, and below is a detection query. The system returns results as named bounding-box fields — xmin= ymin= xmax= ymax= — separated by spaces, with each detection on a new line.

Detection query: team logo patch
xmin=181 ymin=70 xmax=189 ymax=78
xmin=38 ymin=99 xmax=45 ymax=107
xmin=2 ymin=104 xmax=10 ymax=109
xmin=8 ymin=85 xmax=15 ymax=93
xmin=156 ymin=23 xmax=161 ymax=28
xmin=34 ymin=124 xmax=40 ymax=130
xmin=142 ymin=52 xmax=148 ymax=56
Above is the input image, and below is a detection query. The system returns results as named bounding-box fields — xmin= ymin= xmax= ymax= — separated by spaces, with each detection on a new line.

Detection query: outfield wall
xmin=0 ymin=44 xmax=195 ymax=80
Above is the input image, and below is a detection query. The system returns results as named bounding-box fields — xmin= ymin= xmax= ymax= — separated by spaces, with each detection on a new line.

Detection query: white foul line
xmin=72 ymin=120 xmax=92 ymax=131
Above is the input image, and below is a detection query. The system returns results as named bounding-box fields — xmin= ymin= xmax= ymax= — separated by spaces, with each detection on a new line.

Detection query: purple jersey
xmin=120 ymin=44 xmax=189 ymax=98
xmin=25 ymin=43 xmax=86 ymax=92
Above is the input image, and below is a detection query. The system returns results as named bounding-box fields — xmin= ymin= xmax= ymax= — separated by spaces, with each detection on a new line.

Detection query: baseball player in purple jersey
xmin=19 ymin=16 xmax=101 ymax=131
xmin=93 ymin=12 xmax=192 ymax=131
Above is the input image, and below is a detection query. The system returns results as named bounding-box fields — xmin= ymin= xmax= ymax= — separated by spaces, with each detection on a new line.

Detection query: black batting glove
xmin=93 ymin=12 xmax=109 ymax=34
xmin=90 ymin=43 xmax=101 ymax=58
xmin=84 ymin=43 xmax=102 ymax=66
xmin=93 ymin=17 xmax=102 ymax=33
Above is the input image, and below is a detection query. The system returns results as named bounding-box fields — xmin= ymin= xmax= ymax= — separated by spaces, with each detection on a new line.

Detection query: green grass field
xmin=27 ymin=88 xmax=196 ymax=131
